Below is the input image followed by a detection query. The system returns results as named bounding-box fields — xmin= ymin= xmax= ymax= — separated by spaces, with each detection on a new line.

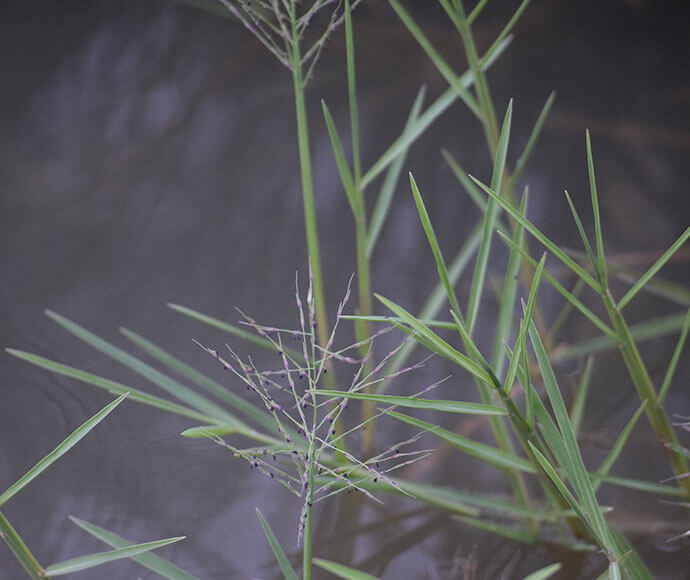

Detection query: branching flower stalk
xmin=196 ymin=273 xmax=430 ymax=579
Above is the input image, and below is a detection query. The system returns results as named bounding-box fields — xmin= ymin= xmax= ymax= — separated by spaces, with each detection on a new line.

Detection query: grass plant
xmin=4 ymin=0 xmax=689 ymax=578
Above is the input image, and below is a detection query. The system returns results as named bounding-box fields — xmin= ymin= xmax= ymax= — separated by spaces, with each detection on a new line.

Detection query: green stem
xmin=290 ymin=9 xmax=329 ymax=351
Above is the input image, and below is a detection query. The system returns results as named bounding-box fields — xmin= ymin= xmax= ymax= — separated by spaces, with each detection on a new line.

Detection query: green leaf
xmin=409 ymin=172 xmax=462 ymax=319
xmin=617 ymin=226 xmax=690 ymax=310
xmin=529 ymin=321 xmax=619 ymax=554
xmin=553 ymin=311 xmax=688 ymax=363
xmin=467 ymin=100 xmax=513 ymax=334
xmin=0 ymin=394 xmax=127 ymax=507
xmin=313 ymin=390 xmax=507 ymax=415
xmin=256 ymin=509 xmax=298 ymax=580
xmin=455 ymin=515 xmax=536 ymax=544
xmin=45 ymin=311 xmax=232 ymax=422
xmin=167 ymin=303 xmax=296 ymax=355
xmin=496 ymin=230 xmax=615 ymax=340
xmin=322 ymin=100 xmax=359 ymax=215
xmin=375 ymin=294 xmax=491 ymax=384
xmin=359 ymin=29 xmax=513 ymax=189
xmin=522 ymin=563 xmax=562 ymax=580
xmin=5 ymin=349 xmax=215 ymax=423
xmin=180 ymin=423 xmax=280 ymax=446
xmin=386 ymin=410 xmax=535 ymax=473
xmin=659 ymin=307 xmax=690 ymax=404
xmin=564 ymin=190 xmax=597 ymax=275
xmin=388 ymin=0 xmax=480 ymax=118
xmin=69 ymin=516 xmax=198 ymax=580
xmin=120 ymin=328 xmax=277 ymax=433
xmin=313 ymin=559 xmax=379 ymax=580
xmin=512 ymin=91 xmax=557 ymax=186
xmin=0 ymin=511 xmax=44 ymax=580
xmin=585 ymin=131 xmax=608 ymax=288
xmin=471 ymin=177 xmax=601 ymax=292
xmin=491 ymin=189 xmax=528 ymax=376
xmin=44 ymin=536 xmax=185 ymax=576
xmin=367 ymin=86 xmax=425 ymax=257
xmin=569 ymin=356 xmax=594 ymax=439
xmin=592 ymin=402 xmax=647 ymax=493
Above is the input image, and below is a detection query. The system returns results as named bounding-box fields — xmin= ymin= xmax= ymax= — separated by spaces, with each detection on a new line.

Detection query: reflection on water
xmin=1 ymin=1 xmax=689 ymax=578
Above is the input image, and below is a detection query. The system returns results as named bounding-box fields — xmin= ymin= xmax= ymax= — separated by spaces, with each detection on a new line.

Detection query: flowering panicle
xmin=196 ymin=273 xmax=432 ymax=543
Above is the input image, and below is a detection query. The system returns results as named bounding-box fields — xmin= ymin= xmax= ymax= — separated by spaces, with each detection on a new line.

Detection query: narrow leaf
xmin=375 ymin=294 xmax=491 ymax=384
xmin=659 ymin=307 xmax=690 ymax=404
xmin=472 ymin=177 xmax=601 ymax=291
xmin=6 ymin=349 xmax=214 ymax=423
xmin=313 ymin=559 xmax=379 ymax=580
xmin=512 ymin=91 xmax=557 ymax=186
xmin=313 ymin=390 xmax=506 ymax=415
xmin=617 ymin=227 xmax=690 ymax=310
xmin=0 ymin=394 xmax=127 ymax=507
xmin=69 ymin=516 xmax=198 ymax=580
xmin=466 ymin=100 xmax=513 ymax=334
xmin=586 ymin=131 xmax=608 ymax=288
xmin=522 ymin=563 xmax=562 ymax=580
xmin=256 ymin=509 xmax=298 ymax=580
xmin=386 ymin=410 xmax=535 ymax=473
xmin=44 ymin=536 xmax=185 ymax=576
xmin=322 ymin=99 xmax=359 ymax=215
xmin=45 ymin=311 xmax=232 ymax=422
xmin=409 ymin=172 xmax=462 ymax=318
xmin=367 ymin=86 xmax=425 ymax=257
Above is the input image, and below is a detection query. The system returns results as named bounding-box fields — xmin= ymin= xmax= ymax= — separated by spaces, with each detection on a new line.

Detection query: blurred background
xmin=1 ymin=1 xmax=689 ymax=577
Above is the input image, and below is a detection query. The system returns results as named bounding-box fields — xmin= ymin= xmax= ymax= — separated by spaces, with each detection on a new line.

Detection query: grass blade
xmin=256 ymin=509 xmax=298 ymax=580
xmin=0 ymin=511 xmax=44 ymax=580
xmin=564 ymin=190 xmax=597 ymax=274
xmin=388 ymin=0 xmax=480 ymax=118
xmin=44 ymin=536 xmax=185 ymax=576
xmin=659 ymin=307 xmax=690 ymax=404
xmin=167 ymin=303 xmax=286 ymax=352
xmin=553 ymin=310 xmax=688 ymax=363
xmin=585 ymin=131 xmax=608 ymax=288
xmin=120 ymin=328 xmax=277 ymax=432
xmin=322 ymin=99 xmax=359 ymax=215
xmin=472 ymin=177 xmax=601 ymax=291
xmin=313 ymin=559 xmax=379 ymax=580
xmin=592 ymin=401 xmax=647 ymax=493
xmin=512 ymin=91 xmax=557 ymax=186
xmin=491 ymin=189 xmax=528 ymax=375
xmin=496 ymin=230 xmax=615 ymax=340
xmin=466 ymin=100 xmax=513 ymax=334
xmin=409 ymin=172 xmax=462 ymax=318
xmin=617 ymin=226 xmax=690 ymax=310
xmin=313 ymin=390 xmax=507 ymax=415
xmin=359 ymin=33 xmax=512 ymax=188
xmin=6 ymin=349 xmax=215 ymax=423
xmin=569 ymin=356 xmax=594 ymax=439
xmin=45 ymin=310 xmax=232 ymax=422
xmin=375 ymin=294 xmax=491 ymax=384
xmin=522 ymin=563 xmax=562 ymax=580
xmin=0 ymin=394 xmax=127 ymax=507
xmin=367 ymin=86 xmax=425 ymax=257
xmin=455 ymin=515 xmax=536 ymax=544
xmin=386 ymin=410 xmax=535 ymax=473
xmin=69 ymin=516 xmax=198 ymax=580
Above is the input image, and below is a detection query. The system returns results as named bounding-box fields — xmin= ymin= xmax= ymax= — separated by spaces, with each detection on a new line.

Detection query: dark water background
xmin=1 ymin=1 xmax=689 ymax=578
